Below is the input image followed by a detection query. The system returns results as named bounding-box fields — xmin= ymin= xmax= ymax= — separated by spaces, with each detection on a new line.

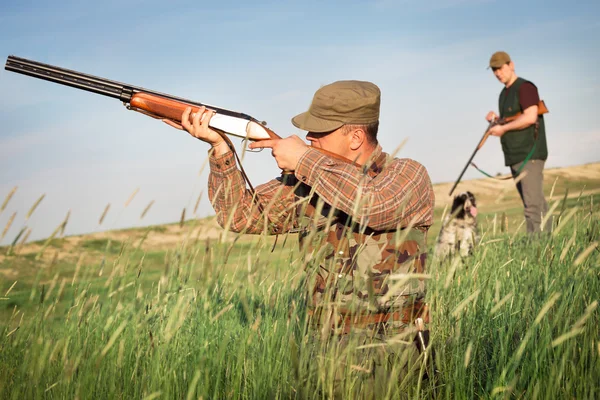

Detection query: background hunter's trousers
xmin=510 ymin=159 xmax=552 ymax=233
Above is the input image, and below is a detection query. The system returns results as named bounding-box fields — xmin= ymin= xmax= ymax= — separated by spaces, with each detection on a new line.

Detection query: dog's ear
xmin=451 ymin=195 xmax=463 ymax=213
xmin=467 ymin=191 xmax=477 ymax=206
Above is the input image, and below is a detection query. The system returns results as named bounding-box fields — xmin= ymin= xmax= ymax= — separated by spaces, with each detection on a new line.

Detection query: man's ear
xmin=349 ymin=128 xmax=366 ymax=151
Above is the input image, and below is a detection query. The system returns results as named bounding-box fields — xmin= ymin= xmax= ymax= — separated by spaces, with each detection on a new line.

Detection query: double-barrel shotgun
xmin=4 ymin=55 xmax=355 ymax=173
xmin=4 ymin=55 xmax=278 ymax=143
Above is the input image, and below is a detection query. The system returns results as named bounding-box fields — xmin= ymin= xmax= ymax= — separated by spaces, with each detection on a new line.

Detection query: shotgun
xmin=4 ymin=55 xmax=277 ymax=142
xmin=448 ymin=100 xmax=548 ymax=197
xmin=4 ymin=55 xmax=355 ymax=170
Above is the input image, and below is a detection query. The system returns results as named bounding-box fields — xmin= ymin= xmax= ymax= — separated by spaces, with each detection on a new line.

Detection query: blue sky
xmin=1 ymin=0 xmax=599 ymax=244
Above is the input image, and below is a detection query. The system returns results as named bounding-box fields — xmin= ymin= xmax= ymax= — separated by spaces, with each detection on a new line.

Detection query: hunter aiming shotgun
xmin=448 ymin=100 xmax=548 ymax=196
xmin=4 ymin=55 xmax=355 ymax=174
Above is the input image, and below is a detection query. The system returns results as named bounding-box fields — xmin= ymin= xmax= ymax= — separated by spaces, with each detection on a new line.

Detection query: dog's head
xmin=451 ymin=191 xmax=478 ymax=220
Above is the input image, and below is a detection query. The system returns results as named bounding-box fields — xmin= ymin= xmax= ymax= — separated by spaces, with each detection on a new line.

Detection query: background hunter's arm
xmin=498 ymin=81 xmax=541 ymax=132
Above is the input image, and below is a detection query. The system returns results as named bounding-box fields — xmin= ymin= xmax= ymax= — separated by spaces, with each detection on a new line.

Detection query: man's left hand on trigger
xmin=249 ymin=135 xmax=309 ymax=171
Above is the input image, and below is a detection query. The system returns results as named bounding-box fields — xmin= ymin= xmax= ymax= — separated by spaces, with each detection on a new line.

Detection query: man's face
xmin=492 ymin=62 xmax=515 ymax=85
xmin=305 ymin=126 xmax=352 ymax=157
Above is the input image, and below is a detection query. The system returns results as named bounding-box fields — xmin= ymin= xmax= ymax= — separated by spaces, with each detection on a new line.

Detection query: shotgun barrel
xmin=4 ymin=55 xmax=257 ymax=122
xmin=448 ymin=121 xmax=495 ymax=197
xmin=4 ymin=55 xmax=358 ymax=167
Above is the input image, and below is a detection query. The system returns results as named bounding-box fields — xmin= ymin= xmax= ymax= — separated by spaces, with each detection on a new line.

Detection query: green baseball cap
xmin=291 ymin=80 xmax=380 ymax=133
xmin=488 ymin=51 xmax=511 ymax=69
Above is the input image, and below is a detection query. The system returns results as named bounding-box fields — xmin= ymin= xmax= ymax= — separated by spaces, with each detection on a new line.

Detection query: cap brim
xmin=291 ymin=111 xmax=344 ymax=133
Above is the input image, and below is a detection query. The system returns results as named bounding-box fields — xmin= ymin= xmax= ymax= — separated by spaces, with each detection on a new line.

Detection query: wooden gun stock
xmin=477 ymin=100 xmax=548 ymax=150
xmin=129 ymin=93 xmax=359 ymax=169
xmin=129 ymin=93 xmax=281 ymax=141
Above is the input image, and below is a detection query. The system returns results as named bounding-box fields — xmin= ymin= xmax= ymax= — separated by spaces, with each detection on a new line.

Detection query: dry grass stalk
xmin=142 ymin=392 xmax=162 ymax=400
xmin=553 ymin=207 xmax=579 ymax=236
xmin=26 ymin=194 xmax=46 ymax=220
xmin=60 ymin=210 xmax=71 ymax=237
xmin=534 ymin=292 xmax=561 ymax=325
xmin=551 ymin=328 xmax=586 ymax=347
xmin=4 ymin=281 xmax=18 ymax=297
xmin=573 ymin=241 xmax=598 ymax=267
xmin=551 ymin=301 xmax=597 ymax=347
xmin=1 ymin=186 xmax=17 ymax=214
xmin=35 ymin=222 xmax=63 ymax=261
xmin=117 ymin=340 xmax=125 ymax=368
xmin=490 ymin=292 xmax=514 ymax=314
xmin=124 ymin=188 xmax=139 ymax=207
xmin=15 ymin=228 xmax=32 ymax=254
xmin=9 ymin=226 xmax=27 ymax=248
xmin=186 ymin=370 xmax=202 ymax=400
xmin=140 ymin=201 xmax=154 ymax=220
xmin=72 ymin=253 xmax=86 ymax=286
xmin=180 ymin=208 xmax=186 ymax=228
xmin=211 ymin=304 xmax=234 ymax=322
xmin=573 ymin=300 xmax=598 ymax=330
xmin=1 ymin=211 xmax=17 ymax=242
xmin=100 ymin=321 xmax=127 ymax=358
xmin=99 ymin=203 xmax=110 ymax=225
xmin=548 ymin=176 xmax=559 ymax=201
xmin=541 ymin=200 xmax=560 ymax=233
xmin=48 ymin=250 xmax=60 ymax=269
xmin=560 ymin=229 xmax=577 ymax=261
xmin=464 ymin=342 xmax=473 ymax=368
xmin=44 ymin=382 xmax=59 ymax=393
xmin=452 ymin=289 xmax=481 ymax=318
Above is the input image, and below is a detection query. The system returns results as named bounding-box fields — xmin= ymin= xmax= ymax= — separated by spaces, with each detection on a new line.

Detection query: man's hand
xmin=488 ymin=105 xmax=538 ymax=138
xmin=487 ymin=124 xmax=506 ymax=137
xmin=163 ymin=106 xmax=230 ymax=155
xmin=486 ymin=111 xmax=499 ymax=122
xmin=248 ymin=135 xmax=309 ymax=171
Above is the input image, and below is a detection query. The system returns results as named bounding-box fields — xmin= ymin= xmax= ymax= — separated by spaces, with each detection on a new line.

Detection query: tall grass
xmin=0 ymin=194 xmax=598 ymax=399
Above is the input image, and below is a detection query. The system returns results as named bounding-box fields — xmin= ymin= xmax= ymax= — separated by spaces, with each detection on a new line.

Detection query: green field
xmin=0 ymin=165 xmax=599 ymax=399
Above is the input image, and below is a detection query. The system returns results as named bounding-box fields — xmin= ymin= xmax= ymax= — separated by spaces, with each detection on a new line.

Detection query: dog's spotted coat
xmin=436 ymin=191 xmax=479 ymax=259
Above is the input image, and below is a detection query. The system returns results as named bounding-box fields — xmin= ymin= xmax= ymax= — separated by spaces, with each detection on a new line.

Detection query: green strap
xmin=470 ymin=142 xmax=537 ymax=179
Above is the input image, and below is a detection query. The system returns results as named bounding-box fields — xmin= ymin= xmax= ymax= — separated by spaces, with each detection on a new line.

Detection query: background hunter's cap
xmin=488 ymin=51 xmax=511 ymax=68
xmin=291 ymin=80 xmax=380 ymax=133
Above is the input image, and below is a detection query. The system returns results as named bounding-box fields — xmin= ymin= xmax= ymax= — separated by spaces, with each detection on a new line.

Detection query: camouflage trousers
xmin=293 ymin=325 xmax=426 ymax=400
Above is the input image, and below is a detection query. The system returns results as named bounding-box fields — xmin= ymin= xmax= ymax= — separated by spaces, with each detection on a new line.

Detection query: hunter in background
xmin=485 ymin=51 xmax=551 ymax=234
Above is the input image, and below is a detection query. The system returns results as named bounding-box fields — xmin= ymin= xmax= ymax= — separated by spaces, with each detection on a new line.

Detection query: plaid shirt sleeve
xmin=294 ymin=148 xmax=435 ymax=230
xmin=207 ymin=150 xmax=297 ymax=234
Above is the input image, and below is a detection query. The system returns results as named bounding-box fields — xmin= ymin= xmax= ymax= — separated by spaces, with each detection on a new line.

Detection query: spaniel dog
xmin=435 ymin=191 xmax=479 ymax=259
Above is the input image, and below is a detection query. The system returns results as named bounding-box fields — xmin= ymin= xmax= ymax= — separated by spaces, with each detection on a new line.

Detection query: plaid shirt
xmin=208 ymin=144 xmax=434 ymax=234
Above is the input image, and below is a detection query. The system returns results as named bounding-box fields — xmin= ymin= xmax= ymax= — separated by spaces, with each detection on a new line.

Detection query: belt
xmin=309 ymin=300 xmax=429 ymax=335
